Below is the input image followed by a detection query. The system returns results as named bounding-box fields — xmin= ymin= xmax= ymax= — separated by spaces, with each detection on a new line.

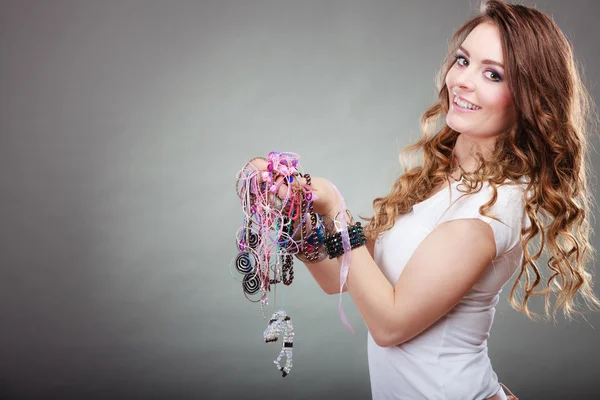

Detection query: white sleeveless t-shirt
xmin=370 ymin=179 xmax=529 ymax=400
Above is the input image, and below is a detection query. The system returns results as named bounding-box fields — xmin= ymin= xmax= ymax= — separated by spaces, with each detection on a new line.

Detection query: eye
xmin=454 ymin=54 xmax=468 ymax=67
xmin=484 ymin=70 xmax=503 ymax=82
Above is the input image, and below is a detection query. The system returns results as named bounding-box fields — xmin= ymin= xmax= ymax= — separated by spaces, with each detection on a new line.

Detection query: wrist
xmin=322 ymin=209 xmax=354 ymax=236
xmin=324 ymin=217 xmax=367 ymax=259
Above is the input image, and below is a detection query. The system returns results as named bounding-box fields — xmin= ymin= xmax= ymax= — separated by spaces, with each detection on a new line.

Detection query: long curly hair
xmin=363 ymin=0 xmax=600 ymax=321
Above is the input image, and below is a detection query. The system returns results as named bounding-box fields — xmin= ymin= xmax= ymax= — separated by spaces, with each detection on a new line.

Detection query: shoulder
xmin=451 ymin=178 xmax=527 ymax=211
xmin=440 ymin=178 xmax=529 ymax=257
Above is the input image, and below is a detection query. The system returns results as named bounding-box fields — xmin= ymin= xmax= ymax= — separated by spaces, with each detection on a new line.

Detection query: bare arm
xmin=340 ymin=218 xmax=496 ymax=347
xmin=300 ymin=237 xmax=375 ymax=295
xmin=301 ymin=257 xmax=345 ymax=295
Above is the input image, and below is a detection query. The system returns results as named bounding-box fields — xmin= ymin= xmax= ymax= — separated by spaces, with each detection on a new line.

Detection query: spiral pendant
xmin=243 ymin=272 xmax=261 ymax=294
xmin=235 ymin=251 xmax=256 ymax=274
xmin=247 ymin=230 xmax=259 ymax=249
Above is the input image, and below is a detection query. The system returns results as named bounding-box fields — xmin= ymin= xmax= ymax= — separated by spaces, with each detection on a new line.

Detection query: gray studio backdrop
xmin=1 ymin=0 xmax=599 ymax=399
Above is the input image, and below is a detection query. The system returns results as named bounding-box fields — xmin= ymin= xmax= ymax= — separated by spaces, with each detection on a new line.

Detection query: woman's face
xmin=445 ymin=22 xmax=516 ymax=141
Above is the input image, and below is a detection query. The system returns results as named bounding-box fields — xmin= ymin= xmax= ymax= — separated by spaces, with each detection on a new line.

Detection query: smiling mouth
xmin=453 ymin=95 xmax=481 ymax=110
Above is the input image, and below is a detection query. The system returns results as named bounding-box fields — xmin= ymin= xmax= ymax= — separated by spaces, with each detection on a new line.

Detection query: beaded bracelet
xmin=294 ymin=209 xmax=364 ymax=262
xmin=300 ymin=174 xmax=326 ymax=262
xmin=293 ymin=213 xmax=329 ymax=263
xmin=324 ymin=221 xmax=367 ymax=259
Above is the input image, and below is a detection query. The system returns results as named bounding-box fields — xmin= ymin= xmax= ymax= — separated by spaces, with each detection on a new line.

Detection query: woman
xmin=250 ymin=0 xmax=599 ymax=398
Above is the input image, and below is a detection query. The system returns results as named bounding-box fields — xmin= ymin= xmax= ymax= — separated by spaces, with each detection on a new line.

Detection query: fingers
xmin=273 ymin=175 xmax=301 ymax=204
xmin=249 ymin=157 xmax=268 ymax=171
xmin=247 ymin=156 xmax=312 ymax=208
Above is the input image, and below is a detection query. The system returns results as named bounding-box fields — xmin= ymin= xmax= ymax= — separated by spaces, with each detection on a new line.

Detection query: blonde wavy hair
xmin=363 ymin=0 xmax=600 ymax=321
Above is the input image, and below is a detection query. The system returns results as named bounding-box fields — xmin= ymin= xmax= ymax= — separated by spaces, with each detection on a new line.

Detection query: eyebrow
xmin=458 ymin=46 xmax=504 ymax=68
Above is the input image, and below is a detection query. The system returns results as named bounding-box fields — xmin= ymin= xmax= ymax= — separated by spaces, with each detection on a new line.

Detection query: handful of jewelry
xmin=233 ymin=151 xmax=366 ymax=376
xmin=233 ymin=151 xmax=319 ymax=377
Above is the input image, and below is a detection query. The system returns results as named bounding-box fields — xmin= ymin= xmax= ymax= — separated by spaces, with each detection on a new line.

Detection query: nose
xmin=453 ymin=68 xmax=476 ymax=92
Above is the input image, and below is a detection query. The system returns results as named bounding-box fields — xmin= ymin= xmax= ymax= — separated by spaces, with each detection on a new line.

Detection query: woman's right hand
xmin=248 ymin=157 xmax=342 ymax=218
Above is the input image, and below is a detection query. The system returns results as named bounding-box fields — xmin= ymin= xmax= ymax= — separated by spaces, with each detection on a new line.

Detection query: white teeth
xmin=453 ymin=95 xmax=480 ymax=110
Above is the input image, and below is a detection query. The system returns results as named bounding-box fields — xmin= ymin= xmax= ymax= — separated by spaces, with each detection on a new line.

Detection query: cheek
xmin=487 ymin=91 xmax=516 ymax=128
xmin=445 ymin=71 xmax=455 ymax=93
xmin=485 ymin=89 xmax=513 ymax=114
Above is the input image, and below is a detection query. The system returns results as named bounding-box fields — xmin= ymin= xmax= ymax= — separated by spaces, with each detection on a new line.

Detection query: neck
xmin=451 ymin=133 xmax=497 ymax=177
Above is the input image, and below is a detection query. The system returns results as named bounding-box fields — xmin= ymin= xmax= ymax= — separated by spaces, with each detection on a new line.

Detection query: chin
xmin=445 ymin=116 xmax=463 ymax=133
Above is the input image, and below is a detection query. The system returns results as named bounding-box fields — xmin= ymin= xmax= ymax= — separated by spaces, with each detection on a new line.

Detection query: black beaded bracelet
xmin=324 ymin=222 xmax=367 ymax=259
